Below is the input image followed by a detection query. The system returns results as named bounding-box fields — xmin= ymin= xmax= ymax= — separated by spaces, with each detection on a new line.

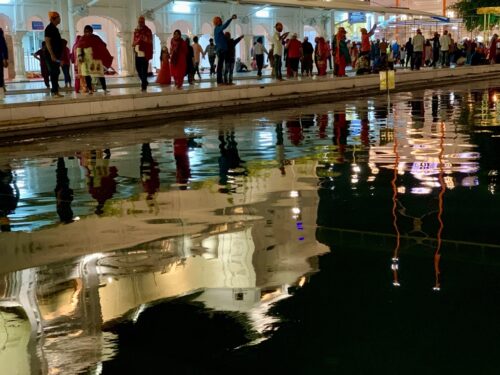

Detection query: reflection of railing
xmin=24 ymin=54 xmax=41 ymax=72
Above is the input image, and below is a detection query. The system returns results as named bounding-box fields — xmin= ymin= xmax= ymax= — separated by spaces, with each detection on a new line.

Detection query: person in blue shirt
xmin=0 ymin=27 xmax=8 ymax=99
xmin=213 ymin=14 xmax=237 ymax=84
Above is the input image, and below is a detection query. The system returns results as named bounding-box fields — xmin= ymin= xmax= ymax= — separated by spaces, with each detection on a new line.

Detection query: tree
xmin=451 ymin=0 xmax=500 ymax=31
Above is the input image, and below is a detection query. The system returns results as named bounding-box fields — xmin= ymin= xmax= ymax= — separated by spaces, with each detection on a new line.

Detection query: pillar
xmin=117 ymin=32 xmax=133 ymax=76
xmin=243 ymin=34 xmax=253 ymax=63
xmin=67 ymin=0 xmax=76 ymax=47
xmin=12 ymin=31 xmax=27 ymax=81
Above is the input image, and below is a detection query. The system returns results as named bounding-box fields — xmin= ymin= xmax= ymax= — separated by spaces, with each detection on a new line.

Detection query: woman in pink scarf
xmin=170 ymin=29 xmax=187 ymax=89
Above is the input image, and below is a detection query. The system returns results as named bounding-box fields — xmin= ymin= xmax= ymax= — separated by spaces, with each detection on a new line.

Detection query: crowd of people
xmin=1 ymin=11 xmax=500 ymax=99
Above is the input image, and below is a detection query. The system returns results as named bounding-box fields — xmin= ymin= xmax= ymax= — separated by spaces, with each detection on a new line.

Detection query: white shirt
xmin=412 ymin=34 xmax=425 ymax=52
xmin=439 ymin=34 xmax=451 ymax=51
xmin=254 ymin=42 xmax=267 ymax=55
xmin=273 ymin=32 xmax=283 ymax=56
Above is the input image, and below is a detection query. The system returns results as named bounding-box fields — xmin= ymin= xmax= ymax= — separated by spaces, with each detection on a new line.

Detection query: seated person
xmin=235 ymin=58 xmax=249 ymax=72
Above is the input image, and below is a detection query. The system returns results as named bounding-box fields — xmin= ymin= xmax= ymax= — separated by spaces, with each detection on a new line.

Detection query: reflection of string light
xmin=290 ymin=190 xmax=299 ymax=198
xmin=292 ymin=207 xmax=301 ymax=215
xmin=434 ymin=121 xmax=446 ymax=292
xmin=411 ymin=187 xmax=432 ymax=195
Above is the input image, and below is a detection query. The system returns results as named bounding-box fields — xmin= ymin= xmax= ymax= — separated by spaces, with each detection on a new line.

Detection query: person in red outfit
xmin=170 ymin=30 xmax=187 ymax=89
xmin=156 ymin=45 xmax=171 ymax=85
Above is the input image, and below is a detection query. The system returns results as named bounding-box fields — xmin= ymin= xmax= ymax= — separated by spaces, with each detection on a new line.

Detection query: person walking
xmin=0 ymin=28 xmax=7 ymax=100
xmin=254 ymin=37 xmax=267 ymax=78
xmin=272 ymin=22 xmax=289 ymax=80
xmin=132 ymin=16 xmax=153 ymax=91
xmin=192 ymin=36 xmax=204 ymax=80
xmin=185 ymin=37 xmax=195 ymax=85
xmin=44 ymin=11 xmax=64 ymax=97
xmin=204 ymin=38 xmax=216 ymax=76
xmin=170 ymin=29 xmax=187 ymax=89
xmin=412 ymin=29 xmax=425 ymax=70
xmin=77 ymin=25 xmax=113 ymax=94
xmin=213 ymin=14 xmax=237 ymax=84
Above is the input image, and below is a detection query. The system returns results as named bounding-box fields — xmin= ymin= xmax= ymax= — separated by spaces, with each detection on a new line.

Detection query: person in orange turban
xmin=48 ymin=11 xmax=60 ymax=20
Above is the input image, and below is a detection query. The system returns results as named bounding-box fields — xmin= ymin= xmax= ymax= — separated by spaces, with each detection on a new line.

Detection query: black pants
xmin=135 ymin=56 xmax=149 ymax=90
xmin=216 ymin=50 xmax=227 ymax=83
xmin=62 ymin=64 xmax=71 ymax=85
xmin=84 ymin=76 xmax=107 ymax=91
xmin=47 ymin=60 xmax=61 ymax=93
xmin=256 ymin=54 xmax=264 ymax=76
xmin=413 ymin=52 xmax=422 ymax=70
xmin=209 ymin=56 xmax=216 ymax=75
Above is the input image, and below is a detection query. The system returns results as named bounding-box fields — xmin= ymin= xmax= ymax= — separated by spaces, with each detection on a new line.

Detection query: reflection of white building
xmin=368 ymin=99 xmax=479 ymax=192
xmin=0 ymin=160 xmax=329 ymax=374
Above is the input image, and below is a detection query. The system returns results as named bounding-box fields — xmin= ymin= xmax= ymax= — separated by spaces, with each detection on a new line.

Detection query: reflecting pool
xmin=0 ymin=79 xmax=499 ymax=374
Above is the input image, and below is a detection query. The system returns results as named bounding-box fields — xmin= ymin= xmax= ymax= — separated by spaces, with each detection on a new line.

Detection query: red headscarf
xmin=77 ymin=33 xmax=113 ymax=68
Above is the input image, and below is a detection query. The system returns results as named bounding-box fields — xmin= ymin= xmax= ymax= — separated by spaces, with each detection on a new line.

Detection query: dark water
xmin=0 ymin=80 xmax=499 ymax=374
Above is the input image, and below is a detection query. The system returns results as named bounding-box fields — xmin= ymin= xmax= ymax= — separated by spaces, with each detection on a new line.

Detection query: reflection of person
xmin=132 ymin=16 xmax=153 ymax=91
xmin=218 ymin=131 xmax=246 ymax=192
xmin=77 ymin=25 xmax=113 ymax=94
xmin=55 ymin=157 xmax=74 ymax=223
xmin=276 ymin=123 xmax=287 ymax=175
xmin=34 ymin=42 xmax=50 ymax=89
xmin=82 ymin=149 xmax=118 ymax=216
xmin=140 ymin=143 xmax=160 ymax=211
xmin=44 ymin=11 xmax=63 ymax=97
xmin=174 ymin=139 xmax=191 ymax=188
xmin=0 ymin=167 xmax=19 ymax=232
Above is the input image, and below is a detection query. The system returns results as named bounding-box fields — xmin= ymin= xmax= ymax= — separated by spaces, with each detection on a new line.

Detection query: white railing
xmin=24 ymin=54 xmax=41 ymax=72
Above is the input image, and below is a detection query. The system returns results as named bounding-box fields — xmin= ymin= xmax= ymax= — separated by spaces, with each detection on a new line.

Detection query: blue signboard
xmin=91 ymin=24 xmax=102 ymax=30
xmin=32 ymin=21 xmax=44 ymax=30
xmin=349 ymin=12 xmax=366 ymax=24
